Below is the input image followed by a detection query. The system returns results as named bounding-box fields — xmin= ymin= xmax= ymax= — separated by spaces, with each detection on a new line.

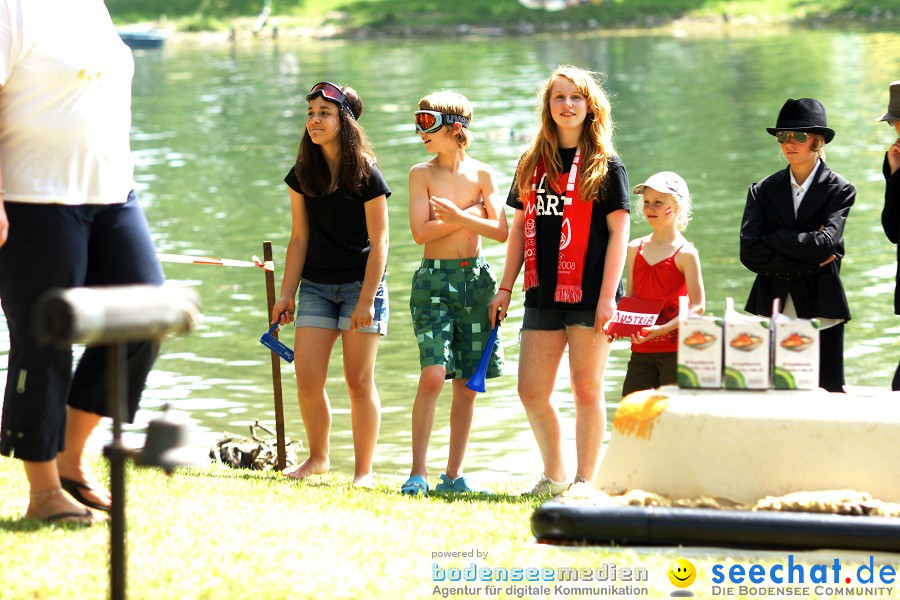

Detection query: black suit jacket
xmin=882 ymin=154 xmax=900 ymax=315
xmin=740 ymin=162 xmax=855 ymax=320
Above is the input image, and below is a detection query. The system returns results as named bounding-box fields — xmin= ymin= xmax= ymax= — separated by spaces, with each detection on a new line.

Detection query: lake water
xmin=2 ymin=28 xmax=899 ymax=479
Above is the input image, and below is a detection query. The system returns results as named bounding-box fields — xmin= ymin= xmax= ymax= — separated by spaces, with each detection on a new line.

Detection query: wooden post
xmin=263 ymin=241 xmax=287 ymax=471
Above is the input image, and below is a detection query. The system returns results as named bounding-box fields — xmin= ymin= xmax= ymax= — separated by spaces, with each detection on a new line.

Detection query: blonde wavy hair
xmin=516 ymin=65 xmax=616 ymax=203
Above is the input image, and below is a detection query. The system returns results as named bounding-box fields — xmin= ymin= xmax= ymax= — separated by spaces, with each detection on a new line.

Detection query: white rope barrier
xmin=157 ymin=253 xmax=274 ymax=272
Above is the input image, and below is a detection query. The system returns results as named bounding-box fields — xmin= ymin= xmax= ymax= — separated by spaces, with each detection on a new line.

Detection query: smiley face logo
xmin=668 ymin=558 xmax=696 ymax=588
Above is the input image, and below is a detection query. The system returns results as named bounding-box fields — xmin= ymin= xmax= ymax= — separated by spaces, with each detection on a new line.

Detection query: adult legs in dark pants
xmin=818 ymin=323 xmax=845 ymax=393
xmin=893 ymin=359 xmax=900 ymax=392
xmin=0 ymin=192 xmax=163 ymax=519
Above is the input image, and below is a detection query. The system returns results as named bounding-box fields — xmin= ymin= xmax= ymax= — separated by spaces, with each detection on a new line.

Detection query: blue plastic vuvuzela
xmin=465 ymin=311 xmax=501 ymax=393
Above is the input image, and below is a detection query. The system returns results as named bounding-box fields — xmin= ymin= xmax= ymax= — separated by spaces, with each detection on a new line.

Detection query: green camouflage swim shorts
xmin=409 ymin=256 xmax=504 ymax=380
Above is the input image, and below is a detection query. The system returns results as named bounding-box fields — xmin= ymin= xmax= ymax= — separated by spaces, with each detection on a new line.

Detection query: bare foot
xmin=281 ymin=456 xmax=329 ymax=480
xmin=353 ymin=473 xmax=376 ymax=488
xmin=25 ymin=489 xmax=98 ymax=524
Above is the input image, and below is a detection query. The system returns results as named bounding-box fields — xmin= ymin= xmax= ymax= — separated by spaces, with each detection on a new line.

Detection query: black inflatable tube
xmin=531 ymin=503 xmax=900 ymax=551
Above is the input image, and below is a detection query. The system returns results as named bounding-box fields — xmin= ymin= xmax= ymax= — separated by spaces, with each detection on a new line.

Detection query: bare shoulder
xmin=628 ymin=235 xmax=648 ymax=250
xmin=409 ymin=160 xmax=435 ymax=176
xmin=678 ymin=238 xmax=699 ymax=256
xmin=468 ymin=156 xmax=495 ymax=174
xmin=676 ymin=239 xmax=701 ymax=264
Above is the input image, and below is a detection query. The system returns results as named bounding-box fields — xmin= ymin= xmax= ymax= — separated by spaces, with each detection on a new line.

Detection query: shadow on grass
xmin=173 ymin=464 xmax=548 ymax=506
xmin=426 ymin=490 xmax=544 ymax=506
xmin=172 ymin=465 xmax=275 ymax=482
xmin=0 ymin=515 xmax=101 ymax=532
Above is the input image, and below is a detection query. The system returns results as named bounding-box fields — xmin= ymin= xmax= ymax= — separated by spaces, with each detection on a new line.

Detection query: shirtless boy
xmin=401 ymin=90 xmax=508 ymax=496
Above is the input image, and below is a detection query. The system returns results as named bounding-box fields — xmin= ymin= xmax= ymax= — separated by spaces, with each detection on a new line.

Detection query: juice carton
xmin=677 ymin=296 xmax=723 ymax=388
xmin=772 ymin=300 xmax=820 ymax=390
xmin=723 ymin=297 xmax=771 ymax=389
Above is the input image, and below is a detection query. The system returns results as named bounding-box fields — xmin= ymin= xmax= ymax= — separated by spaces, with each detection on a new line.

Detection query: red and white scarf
xmin=523 ymin=148 xmax=593 ymax=303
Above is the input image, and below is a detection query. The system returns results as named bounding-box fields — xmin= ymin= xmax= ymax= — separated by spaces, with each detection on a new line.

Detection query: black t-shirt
xmin=507 ymin=148 xmax=629 ymax=311
xmin=284 ymin=164 xmax=391 ymax=284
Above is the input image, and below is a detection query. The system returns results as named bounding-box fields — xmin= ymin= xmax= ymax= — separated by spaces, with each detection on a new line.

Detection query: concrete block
xmin=595 ymin=386 xmax=900 ymax=504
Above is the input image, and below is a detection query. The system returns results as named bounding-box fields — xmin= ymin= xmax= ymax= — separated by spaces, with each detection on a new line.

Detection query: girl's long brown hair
xmin=516 ymin=66 xmax=616 ymax=203
xmin=294 ymin=85 xmax=376 ymax=198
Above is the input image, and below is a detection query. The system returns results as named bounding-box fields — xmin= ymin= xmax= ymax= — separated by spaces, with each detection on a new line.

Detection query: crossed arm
xmin=739 ymin=183 xmax=854 ymax=277
xmin=408 ymin=164 xmax=509 ymax=245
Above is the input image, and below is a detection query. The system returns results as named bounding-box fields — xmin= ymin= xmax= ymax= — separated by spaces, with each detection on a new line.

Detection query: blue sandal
xmin=433 ymin=473 xmax=493 ymax=495
xmin=400 ymin=475 xmax=429 ymax=496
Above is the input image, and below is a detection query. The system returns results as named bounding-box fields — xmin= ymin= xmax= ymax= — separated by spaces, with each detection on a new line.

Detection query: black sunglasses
xmin=775 ymin=131 xmax=810 ymax=144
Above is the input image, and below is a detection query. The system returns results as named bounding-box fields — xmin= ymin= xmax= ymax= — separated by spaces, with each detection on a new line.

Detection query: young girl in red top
xmin=617 ymin=171 xmax=705 ymax=397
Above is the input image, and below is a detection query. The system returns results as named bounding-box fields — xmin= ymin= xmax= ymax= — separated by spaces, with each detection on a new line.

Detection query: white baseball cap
xmin=632 ymin=171 xmax=689 ymax=201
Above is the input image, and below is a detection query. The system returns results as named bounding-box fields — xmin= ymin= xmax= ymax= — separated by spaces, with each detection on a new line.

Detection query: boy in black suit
xmin=740 ymin=98 xmax=855 ymax=393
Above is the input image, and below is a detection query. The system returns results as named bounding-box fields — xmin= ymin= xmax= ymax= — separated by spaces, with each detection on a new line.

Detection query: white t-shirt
xmin=785 ymin=159 xmax=842 ymax=328
xmin=0 ymin=0 xmax=135 ymax=205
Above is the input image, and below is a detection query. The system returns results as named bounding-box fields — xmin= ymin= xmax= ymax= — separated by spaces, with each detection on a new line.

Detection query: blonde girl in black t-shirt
xmin=272 ymin=82 xmax=390 ymax=487
xmin=489 ymin=66 xmax=630 ymax=496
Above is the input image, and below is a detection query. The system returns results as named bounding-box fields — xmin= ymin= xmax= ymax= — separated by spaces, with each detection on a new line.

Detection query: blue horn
xmin=465 ymin=309 xmax=501 ymax=393
xmin=260 ymin=313 xmax=294 ymax=363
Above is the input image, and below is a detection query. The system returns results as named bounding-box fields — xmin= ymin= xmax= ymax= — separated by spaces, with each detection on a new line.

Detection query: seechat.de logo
xmin=668 ymin=558 xmax=697 ymax=597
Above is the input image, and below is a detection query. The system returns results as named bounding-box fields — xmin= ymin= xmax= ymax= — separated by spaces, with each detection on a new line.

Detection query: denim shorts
xmin=296 ymin=277 xmax=388 ymax=334
xmin=521 ymin=306 xmax=595 ymax=331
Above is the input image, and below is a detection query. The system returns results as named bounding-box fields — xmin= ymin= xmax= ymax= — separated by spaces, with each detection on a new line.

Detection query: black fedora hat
xmin=877 ymin=80 xmax=900 ymax=122
xmin=766 ymin=97 xmax=835 ymax=143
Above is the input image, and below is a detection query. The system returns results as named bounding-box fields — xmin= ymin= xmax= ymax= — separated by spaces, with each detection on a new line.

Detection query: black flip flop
xmin=41 ymin=509 xmax=95 ymax=525
xmin=60 ymin=477 xmax=111 ymax=512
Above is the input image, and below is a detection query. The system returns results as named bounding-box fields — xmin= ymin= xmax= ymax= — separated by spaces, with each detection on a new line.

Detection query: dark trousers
xmin=819 ymin=323 xmax=845 ymax=393
xmin=0 ymin=192 xmax=164 ymax=461
xmin=893 ymin=359 xmax=900 ymax=392
xmin=621 ymin=351 xmax=677 ymax=397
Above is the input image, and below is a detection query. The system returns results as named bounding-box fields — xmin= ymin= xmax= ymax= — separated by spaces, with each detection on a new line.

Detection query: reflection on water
xmin=1 ymin=30 xmax=899 ymax=478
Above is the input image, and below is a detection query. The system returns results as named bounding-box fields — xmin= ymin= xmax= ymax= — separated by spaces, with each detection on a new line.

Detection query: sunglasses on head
xmin=307 ymin=82 xmax=356 ymax=120
xmin=775 ymin=131 xmax=810 ymax=144
xmin=414 ymin=110 xmax=469 ymax=134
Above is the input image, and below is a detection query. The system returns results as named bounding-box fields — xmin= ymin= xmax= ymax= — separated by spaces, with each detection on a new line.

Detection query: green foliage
xmin=104 ymin=0 xmax=900 ymax=30
xmin=179 ymin=14 xmax=231 ymax=32
xmin=106 ymin=0 xmax=261 ymax=19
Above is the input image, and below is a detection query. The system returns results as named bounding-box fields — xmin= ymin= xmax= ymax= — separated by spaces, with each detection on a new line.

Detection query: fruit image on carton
xmin=677 ymin=296 xmax=723 ymax=388
xmin=723 ymin=297 xmax=772 ymax=390
xmin=773 ymin=313 xmax=819 ymax=390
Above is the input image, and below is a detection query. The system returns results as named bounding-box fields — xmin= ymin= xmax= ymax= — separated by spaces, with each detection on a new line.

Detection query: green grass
xmin=1 ymin=455 xmax=878 ymax=599
xmin=0 ymin=456 xmax=688 ymax=599
xmin=104 ymin=0 xmax=900 ymax=33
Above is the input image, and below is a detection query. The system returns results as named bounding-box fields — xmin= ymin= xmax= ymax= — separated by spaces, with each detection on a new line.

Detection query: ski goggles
xmin=307 ymin=82 xmax=356 ymax=120
xmin=775 ymin=131 xmax=809 ymax=144
xmin=414 ymin=110 xmax=469 ymax=134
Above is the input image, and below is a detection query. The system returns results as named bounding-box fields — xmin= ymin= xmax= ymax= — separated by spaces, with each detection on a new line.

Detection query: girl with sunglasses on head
xmin=488 ymin=66 xmax=630 ymax=496
xmin=878 ymin=81 xmax=900 ymax=390
xmin=740 ymin=97 xmax=856 ymax=393
xmin=271 ymin=82 xmax=390 ymax=486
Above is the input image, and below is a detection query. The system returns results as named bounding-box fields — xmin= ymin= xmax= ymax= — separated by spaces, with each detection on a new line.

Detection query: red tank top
xmin=631 ymin=242 xmax=688 ymax=353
